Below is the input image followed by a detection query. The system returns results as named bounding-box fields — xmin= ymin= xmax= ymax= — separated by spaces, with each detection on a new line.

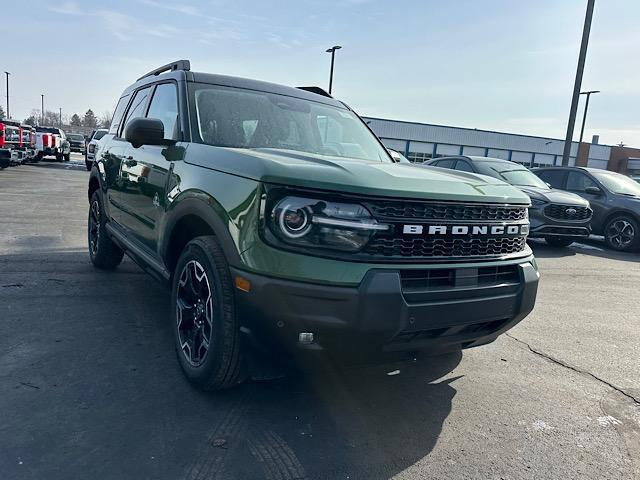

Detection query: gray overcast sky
xmin=3 ymin=0 xmax=639 ymax=146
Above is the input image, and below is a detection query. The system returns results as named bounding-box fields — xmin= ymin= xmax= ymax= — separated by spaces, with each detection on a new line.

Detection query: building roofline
xmin=362 ymin=116 xmax=624 ymax=149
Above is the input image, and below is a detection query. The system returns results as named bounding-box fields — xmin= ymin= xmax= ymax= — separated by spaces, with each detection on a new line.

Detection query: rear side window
xmin=536 ymin=169 xmax=566 ymax=188
xmin=121 ymin=87 xmax=152 ymax=135
xmin=146 ymin=83 xmax=179 ymax=140
xmin=109 ymin=95 xmax=131 ymax=135
xmin=436 ymin=159 xmax=456 ymax=169
xmin=455 ymin=160 xmax=474 ymax=172
xmin=94 ymin=130 xmax=107 ymax=141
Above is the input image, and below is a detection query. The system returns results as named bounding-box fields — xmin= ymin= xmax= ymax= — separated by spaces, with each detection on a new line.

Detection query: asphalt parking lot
xmin=1 ymin=157 xmax=639 ymax=480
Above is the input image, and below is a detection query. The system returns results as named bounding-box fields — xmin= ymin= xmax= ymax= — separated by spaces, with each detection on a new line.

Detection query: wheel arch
xmin=88 ymin=168 xmax=102 ymax=203
xmin=602 ymin=209 xmax=640 ymax=233
xmin=161 ymin=196 xmax=242 ymax=276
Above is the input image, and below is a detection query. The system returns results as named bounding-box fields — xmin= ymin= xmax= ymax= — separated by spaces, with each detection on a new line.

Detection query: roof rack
xmin=137 ymin=59 xmax=191 ymax=81
xmin=296 ymin=86 xmax=333 ymax=98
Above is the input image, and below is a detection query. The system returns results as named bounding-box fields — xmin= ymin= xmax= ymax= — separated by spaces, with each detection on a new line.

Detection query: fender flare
xmin=160 ymin=196 xmax=242 ymax=270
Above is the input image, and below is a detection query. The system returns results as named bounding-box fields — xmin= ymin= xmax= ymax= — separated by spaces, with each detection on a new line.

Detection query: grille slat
xmin=544 ymin=204 xmax=592 ymax=221
xmin=366 ymin=201 xmax=527 ymax=222
xmin=365 ymin=237 xmax=527 ymax=259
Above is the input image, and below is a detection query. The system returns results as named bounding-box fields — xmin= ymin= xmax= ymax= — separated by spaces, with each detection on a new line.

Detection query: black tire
xmin=35 ymin=152 xmax=42 ymax=163
xmin=88 ymin=191 xmax=124 ymax=269
xmin=56 ymin=153 xmax=63 ymax=162
xmin=544 ymin=237 xmax=575 ymax=248
xmin=171 ymin=236 xmax=245 ymax=391
xmin=604 ymin=215 xmax=640 ymax=252
xmin=64 ymin=153 xmax=70 ymax=162
xmin=85 ymin=161 xmax=92 ymax=172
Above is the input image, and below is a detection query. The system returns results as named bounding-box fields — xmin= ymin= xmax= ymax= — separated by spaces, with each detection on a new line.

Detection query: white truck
xmin=35 ymin=126 xmax=70 ymax=162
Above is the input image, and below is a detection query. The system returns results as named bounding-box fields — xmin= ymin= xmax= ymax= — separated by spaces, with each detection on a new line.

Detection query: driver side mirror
xmin=125 ymin=118 xmax=173 ymax=149
xmin=585 ymin=186 xmax=602 ymax=195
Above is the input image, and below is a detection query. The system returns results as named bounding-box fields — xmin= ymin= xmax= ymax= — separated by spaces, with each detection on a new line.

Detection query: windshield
xmin=591 ymin=170 xmax=640 ymax=196
xmin=191 ymin=83 xmax=391 ymax=163
xmin=68 ymin=134 xmax=84 ymax=141
xmin=93 ymin=130 xmax=107 ymax=140
xmin=476 ymin=161 xmax=549 ymax=188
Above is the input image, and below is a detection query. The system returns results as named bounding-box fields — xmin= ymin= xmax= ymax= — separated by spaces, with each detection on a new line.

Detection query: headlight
xmin=267 ymin=195 xmax=389 ymax=252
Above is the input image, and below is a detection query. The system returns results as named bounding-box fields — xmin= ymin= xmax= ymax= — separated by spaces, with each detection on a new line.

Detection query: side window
xmin=121 ymin=87 xmax=152 ymax=136
xmin=536 ymin=169 xmax=566 ymax=188
xmin=455 ymin=160 xmax=474 ymax=172
xmin=109 ymin=94 xmax=131 ymax=135
xmin=146 ymin=83 xmax=179 ymax=140
xmin=436 ymin=159 xmax=456 ymax=169
xmin=566 ymin=172 xmax=598 ymax=192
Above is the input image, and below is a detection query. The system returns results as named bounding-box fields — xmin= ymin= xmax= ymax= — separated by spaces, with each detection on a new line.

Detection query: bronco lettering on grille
xmin=402 ymin=225 xmax=529 ymax=236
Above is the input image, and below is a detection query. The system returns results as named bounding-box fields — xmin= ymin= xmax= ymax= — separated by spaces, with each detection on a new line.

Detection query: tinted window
xmin=566 ymin=171 xmax=598 ymax=192
xmin=109 ymin=95 xmax=131 ymax=135
xmin=94 ymin=130 xmax=107 ymax=140
xmin=436 ymin=159 xmax=456 ymax=169
xmin=146 ymin=83 xmax=179 ymax=140
xmin=455 ymin=160 xmax=474 ymax=172
xmin=121 ymin=87 xmax=152 ymax=135
xmin=536 ymin=169 xmax=566 ymax=188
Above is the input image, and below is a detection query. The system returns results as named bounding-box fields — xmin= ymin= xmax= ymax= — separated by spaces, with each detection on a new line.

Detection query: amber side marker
xmin=235 ymin=276 xmax=251 ymax=292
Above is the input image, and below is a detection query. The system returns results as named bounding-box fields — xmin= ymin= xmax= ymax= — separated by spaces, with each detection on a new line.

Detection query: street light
xmin=4 ymin=71 xmax=10 ymax=119
xmin=325 ymin=45 xmax=342 ymax=94
xmin=578 ymin=90 xmax=600 ymax=144
xmin=41 ymin=94 xmax=44 ymax=125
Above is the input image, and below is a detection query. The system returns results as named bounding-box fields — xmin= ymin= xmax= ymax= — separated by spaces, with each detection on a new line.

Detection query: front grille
xmin=365 ymin=200 xmax=527 ymax=222
xmin=544 ymin=204 xmax=592 ymax=221
xmin=364 ymin=236 xmax=527 ymax=259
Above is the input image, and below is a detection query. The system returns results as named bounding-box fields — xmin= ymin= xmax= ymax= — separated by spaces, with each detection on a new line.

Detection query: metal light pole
xmin=41 ymin=94 xmax=44 ymax=125
xmin=59 ymin=107 xmax=62 ymax=127
xmin=561 ymin=0 xmax=596 ymax=166
xmin=4 ymin=72 xmax=10 ymax=119
xmin=325 ymin=45 xmax=342 ymax=94
xmin=578 ymin=90 xmax=600 ymax=144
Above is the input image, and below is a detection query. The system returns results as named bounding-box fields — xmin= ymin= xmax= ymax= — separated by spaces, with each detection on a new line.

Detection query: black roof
xmin=1 ymin=119 xmax=21 ymax=127
xmin=122 ymin=59 xmax=344 ymax=109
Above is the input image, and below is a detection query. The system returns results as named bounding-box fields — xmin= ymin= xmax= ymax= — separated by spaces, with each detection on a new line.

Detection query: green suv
xmin=87 ymin=60 xmax=539 ymax=390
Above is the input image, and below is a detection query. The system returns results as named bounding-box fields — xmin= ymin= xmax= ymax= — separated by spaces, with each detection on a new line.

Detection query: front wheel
xmin=64 ymin=153 xmax=70 ymax=162
xmin=171 ymin=236 xmax=245 ymax=391
xmin=88 ymin=191 xmax=124 ymax=269
xmin=604 ymin=216 xmax=640 ymax=252
xmin=544 ymin=237 xmax=575 ymax=248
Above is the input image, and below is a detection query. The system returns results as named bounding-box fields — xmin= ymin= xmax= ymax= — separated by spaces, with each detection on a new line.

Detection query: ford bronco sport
xmin=87 ymin=60 xmax=539 ymax=390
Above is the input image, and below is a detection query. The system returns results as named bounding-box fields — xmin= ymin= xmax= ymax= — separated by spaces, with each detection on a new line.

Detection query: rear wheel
xmin=64 ymin=153 xmax=70 ymax=162
xmin=85 ymin=161 xmax=92 ymax=172
xmin=88 ymin=191 xmax=124 ymax=269
xmin=56 ymin=153 xmax=63 ymax=162
xmin=171 ymin=236 xmax=245 ymax=390
xmin=544 ymin=237 xmax=574 ymax=248
xmin=604 ymin=215 xmax=639 ymax=252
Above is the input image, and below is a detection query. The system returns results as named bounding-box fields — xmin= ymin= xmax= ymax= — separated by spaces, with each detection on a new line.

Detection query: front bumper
xmin=233 ymin=258 xmax=539 ymax=362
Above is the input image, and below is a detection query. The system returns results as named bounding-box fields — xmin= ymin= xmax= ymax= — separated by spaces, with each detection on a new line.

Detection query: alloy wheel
xmin=89 ymin=200 xmax=100 ymax=256
xmin=176 ymin=260 xmax=214 ymax=367
xmin=607 ymin=219 xmax=635 ymax=249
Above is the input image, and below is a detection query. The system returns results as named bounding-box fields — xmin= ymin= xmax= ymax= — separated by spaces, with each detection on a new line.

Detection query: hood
xmin=184 ymin=146 xmax=531 ymax=205
xmin=518 ymin=186 xmax=590 ymax=206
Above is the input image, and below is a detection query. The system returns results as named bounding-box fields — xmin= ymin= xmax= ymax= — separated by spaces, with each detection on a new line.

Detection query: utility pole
xmin=59 ymin=107 xmax=62 ymax=127
xmin=561 ymin=0 xmax=596 ymax=166
xmin=41 ymin=94 xmax=44 ymax=125
xmin=4 ymin=72 xmax=10 ymax=119
xmin=578 ymin=90 xmax=600 ymax=144
xmin=325 ymin=45 xmax=342 ymax=94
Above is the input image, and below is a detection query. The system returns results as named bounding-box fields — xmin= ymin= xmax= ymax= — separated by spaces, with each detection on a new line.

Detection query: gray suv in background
xmin=424 ymin=156 xmax=592 ymax=247
xmin=533 ymin=166 xmax=640 ymax=251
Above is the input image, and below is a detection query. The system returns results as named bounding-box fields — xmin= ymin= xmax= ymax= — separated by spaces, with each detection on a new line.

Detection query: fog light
xmin=298 ymin=332 xmax=314 ymax=344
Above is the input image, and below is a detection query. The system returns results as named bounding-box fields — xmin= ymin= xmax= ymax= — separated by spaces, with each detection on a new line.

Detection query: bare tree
xmin=99 ymin=111 xmax=113 ymax=130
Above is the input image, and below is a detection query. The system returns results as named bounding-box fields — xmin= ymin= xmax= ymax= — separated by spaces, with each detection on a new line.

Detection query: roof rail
xmin=137 ymin=59 xmax=191 ymax=81
xmin=296 ymin=86 xmax=333 ymax=98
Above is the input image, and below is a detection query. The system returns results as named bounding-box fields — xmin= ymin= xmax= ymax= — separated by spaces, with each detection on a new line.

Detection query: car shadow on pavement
xmin=529 ymin=240 xmax=640 ymax=263
xmin=0 ymin=248 xmax=462 ymax=480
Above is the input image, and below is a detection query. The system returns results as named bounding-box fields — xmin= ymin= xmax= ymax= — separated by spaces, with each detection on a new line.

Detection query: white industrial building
xmin=364 ymin=117 xmax=611 ymax=170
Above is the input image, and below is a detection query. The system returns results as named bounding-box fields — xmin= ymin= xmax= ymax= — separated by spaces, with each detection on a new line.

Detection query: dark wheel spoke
xmin=176 ymin=259 xmax=214 ymax=367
